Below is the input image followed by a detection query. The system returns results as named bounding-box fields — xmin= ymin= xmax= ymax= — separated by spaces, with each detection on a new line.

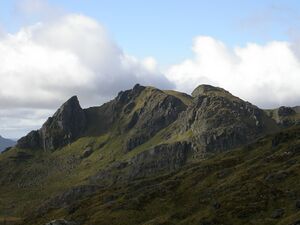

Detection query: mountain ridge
xmin=1 ymin=84 xmax=300 ymax=225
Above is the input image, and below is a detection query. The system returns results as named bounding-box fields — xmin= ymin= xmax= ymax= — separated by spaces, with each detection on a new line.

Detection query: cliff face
xmin=17 ymin=96 xmax=86 ymax=150
xmin=176 ymin=85 xmax=278 ymax=154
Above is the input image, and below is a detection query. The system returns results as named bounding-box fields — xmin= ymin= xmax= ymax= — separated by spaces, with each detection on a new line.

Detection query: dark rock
xmin=124 ymin=90 xmax=187 ymax=151
xmin=278 ymin=106 xmax=296 ymax=117
xmin=212 ymin=201 xmax=221 ymax=209
xmin=40 ymin=96 xmax=86 ymax=150
xmin=265 ymin=171 xmax=289 ymax=182
xmin=128 ymin=141 xmax=191 ymax=179
xmin=296 ymin=200 xmax=300 ymax=209
xmin=290 ymin=220 xmax=300 ymax=225
xmin=178 ymin=86 xmax=278 ymax=154
xmin=92 ymin=141 xmax=191 ymax=184
xmin=17 ymin=96 xmax=86 ymax=151
xmin=81 ymin=147 xmax=93 ymax=158
xmin=17 ymin=130 xmax=40 ymax=149
xmin=271 ymin=208 xmax=284 ymax=218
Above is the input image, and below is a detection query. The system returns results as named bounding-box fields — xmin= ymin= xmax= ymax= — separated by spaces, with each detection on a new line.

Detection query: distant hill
xmin=0 ymin=135 xmax=16 ymax=152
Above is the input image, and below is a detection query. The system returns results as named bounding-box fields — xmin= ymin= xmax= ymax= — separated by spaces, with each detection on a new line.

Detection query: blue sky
xmin=1 ymin=0 xmax=299 ymax=65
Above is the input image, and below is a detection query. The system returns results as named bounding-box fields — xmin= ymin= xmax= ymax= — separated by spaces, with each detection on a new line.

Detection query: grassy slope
xmin=21 ymin=125 xmax=300 ymax=225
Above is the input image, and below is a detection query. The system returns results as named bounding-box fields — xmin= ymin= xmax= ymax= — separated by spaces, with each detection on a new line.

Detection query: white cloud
xmin=166 ymin=36 xmax=300 ymax=108
xmin=0 ymin=14 xmax=173 ymax=137
xmin=1 ymin=13 xmax=300 ymax=138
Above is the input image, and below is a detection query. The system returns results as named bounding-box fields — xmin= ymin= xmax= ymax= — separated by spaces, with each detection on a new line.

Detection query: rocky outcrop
xmin=123 ymin=88 xmax=187 ymax=151
xmin=45 ymin=219 xmax=76 ymax=225
xmin=17 ymin=96 xmax=86 ymax=150
xmin=127 ymin=141 xmax=191 ymax=178
xmin=17 ymin=130 xmax=40 ymax=149
xmin=266 ymin=106 xmax=300 ymax=128
xmin=85 ymin=84 xmax=187 ymax=151
xmin=177 ymin=84 xmax=278 ymax=153
xmin=91 ymin=141 xmax=191 ymax=184
xmin=39 ymin=96 xmax=86 ymax=150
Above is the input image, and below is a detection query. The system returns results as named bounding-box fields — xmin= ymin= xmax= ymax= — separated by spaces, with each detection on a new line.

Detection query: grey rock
xmin=91 ymin=141 xmax=191 ymax=184
xmin=278 ymin=106 xmax=296 ymax=117
xmin=124 ymin=88 xmax=187 ymax=151
xmin=45 ymin=219 xmax=76 ymax=225
xmin=271 ymin=208 xmax=284 ymax=218
xmin=178 ymin=85 xmax=278 ymax=154
xmin=81 ymin=147 xmax=93 ymax=158
xmin=17 ymin=130 xmax=40 ymax=149
xmin=17 ymin=96 xmax=86 ymax=151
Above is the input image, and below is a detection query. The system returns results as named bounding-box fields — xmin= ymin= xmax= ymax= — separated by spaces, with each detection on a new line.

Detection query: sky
xmin=0 ymin=0 xmax=300 ymax=138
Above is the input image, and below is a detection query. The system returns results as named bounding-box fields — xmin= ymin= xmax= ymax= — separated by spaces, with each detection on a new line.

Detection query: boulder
xmin=81 ymin=147 xmax=93 ymax=158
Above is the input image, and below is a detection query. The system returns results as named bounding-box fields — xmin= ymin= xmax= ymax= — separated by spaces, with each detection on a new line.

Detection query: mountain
xmin=0 ymin=136 xmax=16 ymax=152
xmin=0 ymin=84 xmax=300 ymax=225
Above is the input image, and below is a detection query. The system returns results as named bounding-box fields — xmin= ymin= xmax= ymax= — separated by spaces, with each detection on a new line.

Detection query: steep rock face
xmin=91 ymin=141 xmax=191 ymax=184
xmin=17 ymin=96 xmax=86 ymax=150
xmin=177 ymin=85 xmax=278 ymax=153
xmin=40 ymin=96 xmax=86 ymax=150
xmin=124 ymin=87 xmax=187 ymax=151
xmin=16 ymin=131 xmax=40 ymax=149
xmin=83 ymin=84 xmax=146 ymax=136
xmin=84 ymin=84 xmax=187 ymax=151
xmin=127 ymin=141 xmax=191 ymax=178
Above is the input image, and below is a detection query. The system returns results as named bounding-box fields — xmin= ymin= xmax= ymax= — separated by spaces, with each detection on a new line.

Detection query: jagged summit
xmin=17 ymin=95 xmax=86 ymax=150
xmin=191 ymin=84 xmax=240 ymax=102
xmin=17 ymin=83 xmax=282 ymax=154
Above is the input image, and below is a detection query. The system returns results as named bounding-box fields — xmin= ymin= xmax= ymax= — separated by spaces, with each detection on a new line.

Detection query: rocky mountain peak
xmin=17 ymin=96 xmax=86 ymax=150
xmin=191 ymin=84 xmax=234 ymax=98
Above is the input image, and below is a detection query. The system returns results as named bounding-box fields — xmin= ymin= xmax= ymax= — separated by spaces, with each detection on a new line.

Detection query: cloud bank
xmin=0 ymin=14 xmax=173 ymax=137
xmin=1 ymin=13 xmax=300 ymax=138
xmin=166 ymin=36 xmax=300 ymax=108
